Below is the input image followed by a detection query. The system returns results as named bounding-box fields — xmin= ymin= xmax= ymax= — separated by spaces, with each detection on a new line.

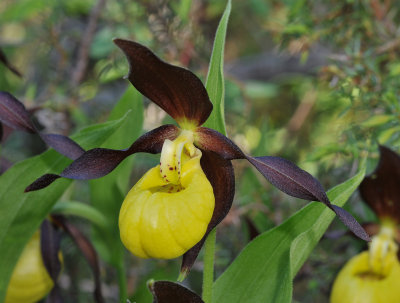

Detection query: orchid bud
xmin=5 ymin=231 xmax=59 ymax=303
xmin=119 ymin=131 xmax=215 ymax=259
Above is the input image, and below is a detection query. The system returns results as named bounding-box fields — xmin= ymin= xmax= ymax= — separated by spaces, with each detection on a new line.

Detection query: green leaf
xmin=212 ymin=163 xmax=366 ymax=303
xmin=0 ymin=113 xmax=130 ymax=303
xmin=51 ymin=200 xmax=108 ymax=230
xmin=203 ymin=0 xmax=231 ymax=135
xmin=361 ymin=114 xmax=395 ymax=128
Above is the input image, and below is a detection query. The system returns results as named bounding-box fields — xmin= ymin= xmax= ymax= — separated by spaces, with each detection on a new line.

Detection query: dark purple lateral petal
xmin=194 ymin=127 xmax=245 ymax=160
xmin=0 ymin=92 xmax=35 ymax=133
xmin=149 ymin=281 xmax=204 ymax=303
xmin=40 ymin=133 xmax=85 ymax=160
xmin=0 ymin=48 xmax=22 ymax=78
xmin=329 ymin=205 xmax=370 ymax=241
xmin=113 ymin=39 xmax=213 ymax=127
xmin=246 ymin=155 xmax=370 ymax=241
xmin=181 ymin=151 xmax=235 ymax=277
xmin=40 ymin=220 xmax=62 ymax=283
xmin=0 ymin=92 xmax=86 ymax=161
xmin=25 ymin=174 xmax=61 ymax=192
xmin=25 ymin=125 xmax=179 ymax=192
xmin=359 ymin=145 xmax=400 ymax=223
xmin=60 ymin=148 xmax=128 ymax=180
xmin=127 ymin=124 xmax=179 ymax=154
xmin=52 ymin=215 xmax=104 ymax=303
xmin=247 ymin=156 xmax=330 ymax=202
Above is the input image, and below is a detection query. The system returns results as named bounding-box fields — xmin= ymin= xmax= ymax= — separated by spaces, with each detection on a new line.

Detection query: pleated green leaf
xmin=212 ymin=162 xmax=366 ymax=303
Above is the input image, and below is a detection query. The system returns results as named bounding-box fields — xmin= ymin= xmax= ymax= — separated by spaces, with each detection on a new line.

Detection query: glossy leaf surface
xmin=212 ymin=163 xmax=366 ymax=303
xmin=0 ymin=114 xmax=129 ymax=303
xmin=202 ymin=0 xmax=231 ymax=134
xmin=114 ymin=39 xmax=212 ymax=127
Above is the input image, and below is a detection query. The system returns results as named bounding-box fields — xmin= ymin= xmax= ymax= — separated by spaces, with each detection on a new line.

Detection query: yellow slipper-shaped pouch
xmin=5 ymin=231 xmax=55 ymax=303
xmin=119 ymin=131 xmax=215 ymax=259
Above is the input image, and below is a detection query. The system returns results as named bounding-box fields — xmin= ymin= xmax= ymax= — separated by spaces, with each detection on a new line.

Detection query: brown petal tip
xmin=114 ymin=38 xmax=212 ymax=127
xmin=359 ymin=145 xmax=400 ymax=223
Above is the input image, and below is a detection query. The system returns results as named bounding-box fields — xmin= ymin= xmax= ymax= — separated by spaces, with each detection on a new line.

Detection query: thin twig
xmin=71 ymin=0 xmax=107 ymax=87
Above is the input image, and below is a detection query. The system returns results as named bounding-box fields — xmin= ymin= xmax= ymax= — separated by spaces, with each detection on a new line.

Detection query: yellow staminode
xmin=330 ymin=222 xmax=400 ymax=303
xmin=5 ymin=231 xmax=55 ymax=303
xmin=119 ymin=131 xmax=215 ymax=259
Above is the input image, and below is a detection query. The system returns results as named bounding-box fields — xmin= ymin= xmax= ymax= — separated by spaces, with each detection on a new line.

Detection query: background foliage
xmin=1 ymin=0 xmax=399 ymax=302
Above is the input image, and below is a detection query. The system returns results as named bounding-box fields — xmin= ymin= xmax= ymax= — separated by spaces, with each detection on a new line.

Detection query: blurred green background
xmin=1 ymin=0 xmax=399 ymax=302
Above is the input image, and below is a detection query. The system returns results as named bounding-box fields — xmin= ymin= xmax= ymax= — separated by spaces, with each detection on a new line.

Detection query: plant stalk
xmin=202 ymin=228 xmax=216 ymax=303
xmin=117 ymin=258 xmax=128 ymax=303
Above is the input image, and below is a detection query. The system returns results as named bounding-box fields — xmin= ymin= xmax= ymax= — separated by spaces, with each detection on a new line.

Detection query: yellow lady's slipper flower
xmin=5 ymin=231 xmax=55 ymax=303
xmin=23 ymin=39 xmax=368 ymax=277
xmin=331 ymin=224 xmax=400 ymax=303
xmin=119 ymin=131 xmax=215 ymax=259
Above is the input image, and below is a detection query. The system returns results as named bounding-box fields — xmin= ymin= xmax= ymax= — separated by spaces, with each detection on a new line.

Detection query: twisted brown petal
xmin=40 ymin=220 xmax=62 ymax=285
xmin=0 ymin=92 xmax=85 ymax=160
xmin=52 ymin=215 xmax=104 ymax=303
xmin=246 ymin=155 xmax=370 ymax=241
xmin=113 ymin=39 xmax=213 ymax=127
xmin=181 ymin=150 xmax=235 ymax=277
xmin=360 ymin=145 xmax=400 ymax=223
xmin=194 ymin=127 xmax=244 ymax=160
xmin=40 ymin=220 xmax=63 ymax=303
xmin=149 ymin=281 xmax=204 ymax=303
xmin=0 ymin=92 xmax=35 ymax=133
xmin=25 ymin=125 xmax=179 ymax=192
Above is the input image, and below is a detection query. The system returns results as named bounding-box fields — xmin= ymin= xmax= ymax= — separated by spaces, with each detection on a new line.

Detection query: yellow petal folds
xmin=331 ymin=223 xmax=400 ymax=303
xmin=119 ymin=130 xmax=215 ymax=259
xmin=5 ymin=231 xmax=55 ymax=303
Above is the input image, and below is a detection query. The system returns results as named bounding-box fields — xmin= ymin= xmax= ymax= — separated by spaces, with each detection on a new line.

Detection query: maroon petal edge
xmin=149 ymin=280 xmax=204 ymax=303
xmin=52 ymin=215 xmax=104 ymax=303
xmin=114 ymin=39 xmax=213 ymax=127
xmin=180 ymin=151 xmax=235 ymax=278
xmin=246 ymin=155 xmax=370 ymax=241
xmin=194 ymin=127 xmax=245 ymax=160
xmin=40 ymin=220 xmax=63 ymax=303
xmin=0 ymin=48 xmax=22 ymax=78
xmin=0 ymin=92 xmax=35 ymax=133
xmin=40 ymin=220 xmax=62 ymax=283
xmin=359 ymin=145 xmax=400 ymax=224
xmin=25 ymin=125 xmax=179 ymax=192
xmin=0 ymin=92 xmax=85 ymax=160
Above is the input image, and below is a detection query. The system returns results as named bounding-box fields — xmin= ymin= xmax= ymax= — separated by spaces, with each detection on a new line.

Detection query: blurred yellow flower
xmin=5 ymin=231 xmax=55 ymax=303
xmin=119 ymin=130 xmax=215 ymax=259
xmin=331 ymin=223 xmax=400 ymax=303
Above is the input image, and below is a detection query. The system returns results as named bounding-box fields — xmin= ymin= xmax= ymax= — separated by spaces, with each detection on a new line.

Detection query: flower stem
xmin=117 ymin=258 xmax=127 ymax=303
xmin=202 ymin=228 xmax=216 ymax=303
